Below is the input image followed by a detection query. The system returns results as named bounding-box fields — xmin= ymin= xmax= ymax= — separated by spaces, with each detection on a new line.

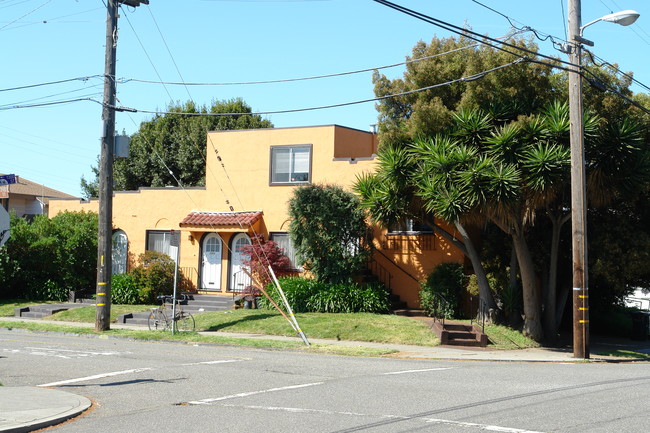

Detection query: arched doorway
xmin=201 ymin=233 xmax=223 ymax=290
xmin=229 ymin=233 xmax=251 ymax=293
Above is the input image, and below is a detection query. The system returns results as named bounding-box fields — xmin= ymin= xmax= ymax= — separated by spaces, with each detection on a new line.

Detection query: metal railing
xmin=179 ymin=267 xmax=198 ymax=292
xmin=470 ymin=297 xmax=488 ymax=333
xmin=430 ymin=292 xmax=452 ymax=327
xmin=229 ymin=270 xmax=251 ymax=294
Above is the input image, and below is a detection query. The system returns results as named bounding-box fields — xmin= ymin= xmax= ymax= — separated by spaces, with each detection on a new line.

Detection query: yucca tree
xmin=354 ymin=140 xmax=496 ymax=318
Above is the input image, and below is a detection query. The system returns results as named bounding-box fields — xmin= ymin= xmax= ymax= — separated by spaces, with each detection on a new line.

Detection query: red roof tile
xmin=179 ymin=211 xmax=262 ymax=227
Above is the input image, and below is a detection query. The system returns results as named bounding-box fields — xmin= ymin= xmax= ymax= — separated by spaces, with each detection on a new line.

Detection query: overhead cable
xmin=105 ymin=59 xmax=525 ymax=117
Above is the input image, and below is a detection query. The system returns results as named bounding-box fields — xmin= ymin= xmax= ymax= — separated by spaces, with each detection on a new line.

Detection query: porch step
xmin=431 ymin=321 xmax=488 ymax=347
xmin=14 ymin=303 xmax=87 ymax=319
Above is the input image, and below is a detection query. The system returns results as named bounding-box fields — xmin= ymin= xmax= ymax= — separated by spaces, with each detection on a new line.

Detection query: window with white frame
xmin=270 ymin=232 xmax=301 ymax=271
xmin=270 ymin=145 xmax=311 ymax=185
xmin=146 ymin=230 xmax=172 ymax=257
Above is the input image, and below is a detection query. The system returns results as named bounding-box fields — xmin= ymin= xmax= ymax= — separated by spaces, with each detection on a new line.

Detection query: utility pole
xmin=567 ymin=0 xmax=589 ymax=359
xmin=96 ymin=0 xmax=149 ymax=331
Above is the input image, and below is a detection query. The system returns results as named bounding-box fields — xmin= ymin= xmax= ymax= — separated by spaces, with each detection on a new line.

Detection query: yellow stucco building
xmin=49 ymin=125 xmax=464 ymax=308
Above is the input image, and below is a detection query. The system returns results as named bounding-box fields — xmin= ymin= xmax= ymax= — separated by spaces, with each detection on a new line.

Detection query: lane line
xmin=221 ymin=404 xmax=543 ymax=433
xmin=38 ymin=368 xmax=154 ymax=387
xmin=180 ymin=359 xmax=247 ymax=366
xmin=37 ymin=358 xmax=248 ymax=387
xmin=187 ymin=382 xmax=324 ymax=405
xmin=383 ymin=367 xmax=454 ymax=375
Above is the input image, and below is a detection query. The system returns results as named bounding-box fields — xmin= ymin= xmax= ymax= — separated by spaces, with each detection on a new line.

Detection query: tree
xmin=241 ymin=234 xmax=293 ymax=288
xmin=288 ymin=184 xmax=371 ymax=284
xmin=0 ymin=211 xmax=98 ymax=300
xmin=81 ymin=98 xmax=273 ymax=197
xmin=372 ymin=34 xmax=558 ymax=146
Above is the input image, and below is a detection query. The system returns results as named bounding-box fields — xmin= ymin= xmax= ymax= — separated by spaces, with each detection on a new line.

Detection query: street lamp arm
xmin=580 ymin=10 xmax=640 ymax=36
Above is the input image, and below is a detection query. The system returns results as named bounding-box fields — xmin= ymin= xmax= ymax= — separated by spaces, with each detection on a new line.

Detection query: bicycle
xmin=148 ymin=294 xmax=195 ymax=332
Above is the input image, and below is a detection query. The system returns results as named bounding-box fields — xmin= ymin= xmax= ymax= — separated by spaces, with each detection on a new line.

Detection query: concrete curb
xmin=0 ymin=386 xmax=91 ymax=433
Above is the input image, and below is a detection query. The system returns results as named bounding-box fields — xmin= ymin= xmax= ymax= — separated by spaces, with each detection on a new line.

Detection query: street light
xmin=581 ymin=10 xmax=640 ymax=35
xmin=567 ymin=1 xmax=640 ymax=359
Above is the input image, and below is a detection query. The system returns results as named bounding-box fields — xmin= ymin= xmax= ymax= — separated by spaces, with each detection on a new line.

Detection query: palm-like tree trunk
xmin=544 ymin=211 xmax=571 ymax=341
xmin=511 ymin=229 xmax=544 ymax=341
xmin=452 ymin=221 xmax=497 ymax=319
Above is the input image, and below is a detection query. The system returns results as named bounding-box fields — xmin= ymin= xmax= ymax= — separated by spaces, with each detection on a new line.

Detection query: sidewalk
xmin=1 ymin=316 xmax=648 ymax=432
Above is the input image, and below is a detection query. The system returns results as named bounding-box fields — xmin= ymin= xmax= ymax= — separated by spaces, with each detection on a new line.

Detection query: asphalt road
xmin=1 ymin=329 xmax=649 ymax=432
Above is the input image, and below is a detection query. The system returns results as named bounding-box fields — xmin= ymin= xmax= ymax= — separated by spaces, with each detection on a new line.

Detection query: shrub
xmin=259 ymin=277 xmax=389 ymax=314
xmin=0 ymin=211 xmax=97 ymax=300
xmin=240 ymin=235 xmax=293 ymax=287
xmin=111 ymin=273 xmax=140 ymax=305
xmin=131 ymin=251 xmax=175 ymax=304
xmin=420 ymin=262 xmax=466 ymax=319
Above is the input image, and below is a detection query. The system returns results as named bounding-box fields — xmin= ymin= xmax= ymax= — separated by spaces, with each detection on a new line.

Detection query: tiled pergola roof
xmin=179 ymin=211 xmax=263 ymax=228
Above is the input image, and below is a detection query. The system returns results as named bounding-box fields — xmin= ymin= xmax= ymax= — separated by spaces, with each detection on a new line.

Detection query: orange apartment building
xmin=49 ymin=125 xmax=464 ymax=308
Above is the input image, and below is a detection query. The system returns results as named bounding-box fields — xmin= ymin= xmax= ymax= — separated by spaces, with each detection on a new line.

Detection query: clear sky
xmin=2 ymin=0 xmax=648 ymax=197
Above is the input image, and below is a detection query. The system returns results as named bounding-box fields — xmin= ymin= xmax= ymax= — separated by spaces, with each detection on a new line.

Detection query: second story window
xmin=270 ymin=145 xmax=311 ymax=185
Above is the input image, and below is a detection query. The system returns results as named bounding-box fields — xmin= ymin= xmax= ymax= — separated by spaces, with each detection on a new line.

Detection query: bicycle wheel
xmin=176 ymin=312 xmax=195 ymax=332
xmin=148 ymin=309 xmax=167 ymax=331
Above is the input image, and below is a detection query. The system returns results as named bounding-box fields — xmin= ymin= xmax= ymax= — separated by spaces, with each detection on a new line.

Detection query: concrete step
xmin=14 ymin=303 xmax=86 ymax=319
xmin=431 ymin=321 xmax=488 ymax=347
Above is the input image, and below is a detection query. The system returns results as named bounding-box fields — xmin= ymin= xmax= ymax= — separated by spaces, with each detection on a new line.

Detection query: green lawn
xmin=1 ymin=299 xmax=543 ymax=353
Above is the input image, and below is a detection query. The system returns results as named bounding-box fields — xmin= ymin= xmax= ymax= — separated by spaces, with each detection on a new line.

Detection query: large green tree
xmin=81 ymin=98 xmax=272 ymax=197
xmin=288 ymin=184 xmax=372 ymax=284
xmin=358 ymin=102 xmax=649 ymax=341
xmin=373 ymin=35 xmax=558 ymax=146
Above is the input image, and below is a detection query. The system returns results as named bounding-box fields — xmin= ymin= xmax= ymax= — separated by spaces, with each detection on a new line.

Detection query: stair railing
xmin=430 ymin=292 xmax=452 ymax=328
xmin=470 ymin=297 xmax=488 ymax=333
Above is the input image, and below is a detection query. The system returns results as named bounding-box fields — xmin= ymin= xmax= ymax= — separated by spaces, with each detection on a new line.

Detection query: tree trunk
xmin=452 ymin=221 xmax=497 ymax=319
xmin=511 ymin=230 xmax=544 ymax=341
xmin=543 ymin=213 xmax=570 ymax=342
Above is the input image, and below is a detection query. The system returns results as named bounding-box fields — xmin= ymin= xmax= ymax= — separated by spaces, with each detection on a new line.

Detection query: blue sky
xmin=2 ymin=0 xmax=648 ymax=197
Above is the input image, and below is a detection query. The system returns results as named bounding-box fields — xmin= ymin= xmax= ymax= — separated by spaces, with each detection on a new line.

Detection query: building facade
xmin=49 ymin=125 xmax=464 ymax=308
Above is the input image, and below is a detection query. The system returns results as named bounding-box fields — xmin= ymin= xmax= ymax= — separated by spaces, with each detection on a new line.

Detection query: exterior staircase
xmin=117 ymin=293 xmax=235 ymax=326
xmin=431 ymin=321 xmax=488 ymax=347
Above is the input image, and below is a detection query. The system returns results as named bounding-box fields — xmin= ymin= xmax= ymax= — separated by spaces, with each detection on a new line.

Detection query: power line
xmin=0 ymin=76 xmax=102 ymax=93
xmin=118 ymin=3 xmax=174 ymax=102
xmin=119 ymin=45 xmax=481 ymax=87
xmin=0 ymin=0 xmax=52 ymax=31
xmin=106 ymin=59 xmax=525 ymax=117
xmin=372 ymin=0 xmax=575 ymax=71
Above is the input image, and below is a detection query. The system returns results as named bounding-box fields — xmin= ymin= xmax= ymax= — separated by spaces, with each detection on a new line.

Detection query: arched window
xmin=112 ymin=230 xmax=128 ymax=275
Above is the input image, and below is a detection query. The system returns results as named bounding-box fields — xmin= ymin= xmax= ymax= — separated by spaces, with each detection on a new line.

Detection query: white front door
xmin=229 ymin=233 xmax=251 ymax=292
xmin=201 ymin=233 xmax=222 ymax=290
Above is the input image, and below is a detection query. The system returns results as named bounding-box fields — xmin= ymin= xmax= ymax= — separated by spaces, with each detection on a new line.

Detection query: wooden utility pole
xmin=567 ymin=0 xmax=589 ymax=359
xmin=96 ymin=0 xmax=149 ymax=331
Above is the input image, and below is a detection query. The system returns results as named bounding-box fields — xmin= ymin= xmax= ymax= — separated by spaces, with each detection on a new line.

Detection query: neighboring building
xmin=0 ymin=174 xmax=77 ymax=218
xmin=49 ymin=125 xmax=465 ymax=308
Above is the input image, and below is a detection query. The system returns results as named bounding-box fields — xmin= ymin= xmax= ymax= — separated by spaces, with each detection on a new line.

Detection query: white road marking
xmin=187 ymin=382 xmax=324 ymax=405
xmin=383 ymin=367 xmax=454 ymax=375
xmin=5 ymin=347 xmax=125 ymax=359
xmin=424 ymin=417 xmax=543 ymax=432
xmin=37 ymin=358 xmax=247 ymax=387
xmin=221 ymin=404 xmax=544 ymax=432
xmin=38 ymin=368 xmax=154 ymax=387
xmin=180 ymin=359 xmax=247 ymax=366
